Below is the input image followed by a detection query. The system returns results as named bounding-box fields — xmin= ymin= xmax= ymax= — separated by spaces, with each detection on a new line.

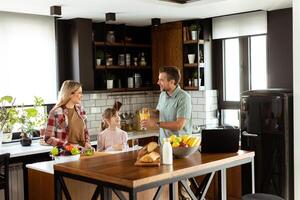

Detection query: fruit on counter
xmin=71 ymin=147 xmax=81 ymax=155
xmin=50 ymin=144 xmax=81 ymax=157
xmin=83 ymin=147 xmax=95 ymax=156
xmin=50 ymin=147 xmax=59 ymax=156
xmin=169 ymin=134 xmax=200 ymax=148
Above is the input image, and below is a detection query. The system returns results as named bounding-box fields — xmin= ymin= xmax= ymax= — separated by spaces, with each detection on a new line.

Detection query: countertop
xmin=0 ymin=130 xmax=159 ymax=158
xmin=26 ymin=146 xmax=142 ymax=174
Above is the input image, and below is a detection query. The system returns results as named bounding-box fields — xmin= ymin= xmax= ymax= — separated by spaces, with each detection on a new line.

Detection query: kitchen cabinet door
xmin=152 ymin=21 xmax=183 ymax=88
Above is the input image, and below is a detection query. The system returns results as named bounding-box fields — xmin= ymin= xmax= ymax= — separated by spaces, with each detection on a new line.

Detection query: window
xmin=0 ymin=12 xmax=57 ymax=105
xmin=218 ymin=35 xmax=267 ymax=127
xmin=250 ymin=35 xmax=267 ymax=90
xmin=223 ymin=38 xmax=240 ymax=101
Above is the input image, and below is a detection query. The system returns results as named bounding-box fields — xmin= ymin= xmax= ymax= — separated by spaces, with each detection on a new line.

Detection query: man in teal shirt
xmin=142 ymin=66 xmax=192 ymax=142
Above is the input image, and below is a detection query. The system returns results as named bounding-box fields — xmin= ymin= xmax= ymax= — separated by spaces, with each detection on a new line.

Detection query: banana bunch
xmin=169 ymin=134 xmax=201 ymax=148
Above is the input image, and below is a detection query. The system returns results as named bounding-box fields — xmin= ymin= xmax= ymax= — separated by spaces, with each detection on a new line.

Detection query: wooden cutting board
xmin=134 ymin=159 xmax=160 ymax=167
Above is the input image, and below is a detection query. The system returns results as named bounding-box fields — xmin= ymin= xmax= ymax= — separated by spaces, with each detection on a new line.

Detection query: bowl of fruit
xmin=50 ymin=144 xmax=81 ymax=163
xmin=169 ymin=135 xmax=201 ymax=158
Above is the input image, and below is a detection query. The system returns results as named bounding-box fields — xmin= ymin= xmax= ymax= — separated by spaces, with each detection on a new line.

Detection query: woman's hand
xmin=84 ymin=143 xmax=92 ymax=149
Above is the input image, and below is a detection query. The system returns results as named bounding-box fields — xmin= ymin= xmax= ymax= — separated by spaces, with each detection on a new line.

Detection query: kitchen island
xmin=1 ymin=130 xmax=159 ymax=200
xmin=53 ymin=150 xmax=255 ymax=200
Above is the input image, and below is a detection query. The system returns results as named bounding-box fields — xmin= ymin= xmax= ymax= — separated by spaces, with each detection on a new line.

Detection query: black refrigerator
xmin=240 ymin=89 xmax=294 ymax=200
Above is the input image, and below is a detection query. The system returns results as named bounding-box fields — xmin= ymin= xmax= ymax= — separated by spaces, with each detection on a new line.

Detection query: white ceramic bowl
xmin=54 ymin=154 xmax=80 ymax=163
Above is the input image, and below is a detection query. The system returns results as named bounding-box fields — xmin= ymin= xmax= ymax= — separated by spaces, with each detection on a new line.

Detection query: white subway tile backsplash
xmin=90 ymin=94 xmax=101 ymax=99
xmin=192 ymin=98 xmax=198 ymax=104
xmin=197 ymin=98 xmax=205 ymax=104
xmin=91 ymin=121 xmax=101 ymax=129
xmin=95 ymin=99 xmax=106 ymax=106
xmin=193 ymin=105 xmax=204 ymax=111
xmin=82 ymin=90 xmax=218 ymax=133
xmin=192 ymin=111 xmax=198 ymax=118
xmin=90 ymin=107 xmax=101 ymax=114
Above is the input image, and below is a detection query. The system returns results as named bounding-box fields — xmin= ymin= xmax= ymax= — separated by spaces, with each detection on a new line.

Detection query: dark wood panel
xmin=267 ymin=8 xmax=293 ymax=89
xmin=152 ymin=21 xmax=183 ymax=87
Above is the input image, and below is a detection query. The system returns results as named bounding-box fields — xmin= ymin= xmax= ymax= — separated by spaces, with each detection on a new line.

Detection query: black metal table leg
xmin=169 ymin=182 xmax=176 ymax=200
xmin=129 ymin=191 xmax=137 ymax=200
xmin=54 ymin=173 xmax=62 ymax=200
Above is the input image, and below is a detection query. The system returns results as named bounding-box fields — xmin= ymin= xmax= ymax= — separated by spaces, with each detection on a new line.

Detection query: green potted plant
xmin=0 ymin=96 xmax=18 ymax=144
xmin=19 ymin=96 xmax=47 ymax=146
xmin=95 ymin=50 xmax=104 ymax=66
xmin=189 ymin=24 xmax=199 ymax=40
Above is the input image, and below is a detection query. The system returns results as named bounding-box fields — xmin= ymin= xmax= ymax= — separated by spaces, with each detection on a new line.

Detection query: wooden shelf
xmin=95 ymin=65 xmax=106 ymax=69
xmin=184 ymin=86 xmax=199 ymax=90
xmin=125 ymin=43 xmax=151 ymax=48
xmin=94 ymin=41 xmax=151 ymax=48
xmin=184 ymin=63 xmax=198 ymax=67
xmin=96 ymin=65 xmax=152 ymax=70
xmin=107 ymin=87 xmax=153 ymax=92
xmin=183 ymin=40 xmax=204 ymax=45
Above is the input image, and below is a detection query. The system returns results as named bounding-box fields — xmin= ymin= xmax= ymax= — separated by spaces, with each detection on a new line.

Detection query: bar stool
xmin=242 ymin=193 xmax=284 ymax=200
xmin=0 ymin=153 xmax=10 ymax=200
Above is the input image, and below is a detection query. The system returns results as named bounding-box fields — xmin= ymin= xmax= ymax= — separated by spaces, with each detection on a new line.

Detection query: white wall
xmin=293 ymin=1 xmax=300 ymax=199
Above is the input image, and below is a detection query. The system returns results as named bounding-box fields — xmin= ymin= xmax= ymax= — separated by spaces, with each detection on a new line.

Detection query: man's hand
xmin=140 ymin=118 xmax=158 ymax=130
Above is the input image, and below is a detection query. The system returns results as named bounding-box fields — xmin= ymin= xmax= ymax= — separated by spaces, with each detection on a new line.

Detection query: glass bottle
xmin=106 ymin=31 xmax=115 ymax=43
xmin=162 ymin=138 xmax=173 ymax=165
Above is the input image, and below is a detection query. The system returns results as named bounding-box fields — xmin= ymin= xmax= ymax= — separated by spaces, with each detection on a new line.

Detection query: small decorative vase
xmin=188 ymin=54 xmax=195 ymax=64
xmin=191 ymin=31 xmax=197 ymax=40
xmin=107 ymin=80 xmax=114 ymax=89
xmin=20 ymin=134 xmax=32 ymax=146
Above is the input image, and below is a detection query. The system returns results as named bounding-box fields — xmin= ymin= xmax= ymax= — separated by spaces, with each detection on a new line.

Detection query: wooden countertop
xmin=54 ymin=150 xmax=254 ymax=188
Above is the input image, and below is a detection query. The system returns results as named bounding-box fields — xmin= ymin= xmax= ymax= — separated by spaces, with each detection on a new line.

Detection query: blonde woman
xmin=44 ymin=80 xmax=91 ymax=148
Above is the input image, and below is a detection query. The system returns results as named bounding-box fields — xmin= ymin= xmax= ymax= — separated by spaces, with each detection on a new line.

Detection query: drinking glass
xmin=139 ymin=108 xmax=150 ymax=130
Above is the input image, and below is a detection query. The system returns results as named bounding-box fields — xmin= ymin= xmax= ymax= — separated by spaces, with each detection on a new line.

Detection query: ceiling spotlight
xmin=106 ymin=12 xmax=116 ymax=22
xmin=50 ymin=5 xmax=62 ymax=16
xmin=151 ymin=18 xmax=161 ymax=26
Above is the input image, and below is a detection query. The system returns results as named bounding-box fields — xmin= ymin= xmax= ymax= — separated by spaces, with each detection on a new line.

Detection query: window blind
xmin=0 ymin=11 xmax=57 ymax=105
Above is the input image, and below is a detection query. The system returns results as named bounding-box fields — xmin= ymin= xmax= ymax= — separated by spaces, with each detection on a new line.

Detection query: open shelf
xmin=184 ymin=63 xmax=198 ymax=67
xmin=183 ymin=40 xmax=205 ymax=45
xmin=183 ymin=86 xmax=199 ymax=90
xmin=94 ymin=41 xmax=151 ymax=48
xmin=106 ymin=87 xmax=153 ymax=92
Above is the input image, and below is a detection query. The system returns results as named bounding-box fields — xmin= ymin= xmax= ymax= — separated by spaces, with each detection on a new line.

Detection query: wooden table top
xmin=54 ymin=150 xmax=254 ymax=188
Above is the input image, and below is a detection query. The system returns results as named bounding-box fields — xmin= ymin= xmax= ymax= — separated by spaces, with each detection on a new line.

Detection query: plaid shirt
xmin=44 ymin=105 xmax=90 ymax=147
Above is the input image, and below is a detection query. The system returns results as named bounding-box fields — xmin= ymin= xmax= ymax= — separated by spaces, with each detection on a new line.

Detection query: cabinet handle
xmin=242 ymin=131 xmax=258 ymax=137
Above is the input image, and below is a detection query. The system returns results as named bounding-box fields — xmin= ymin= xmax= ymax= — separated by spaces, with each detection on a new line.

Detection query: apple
xmin=179 ymin=141 xmax=188 ymax=148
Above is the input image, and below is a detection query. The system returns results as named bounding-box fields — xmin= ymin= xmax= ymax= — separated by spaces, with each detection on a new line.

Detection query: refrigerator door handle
xmin=242 ymin=131 xmax=258 ymax=137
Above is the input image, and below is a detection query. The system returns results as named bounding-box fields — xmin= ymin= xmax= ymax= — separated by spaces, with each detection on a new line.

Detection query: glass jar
xmin=106 ymin=31 xmax=115 ymax=43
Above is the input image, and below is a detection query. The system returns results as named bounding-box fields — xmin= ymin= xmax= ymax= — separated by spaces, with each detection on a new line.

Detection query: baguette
xmin=147 ymin=142 xmax=158 ymax=153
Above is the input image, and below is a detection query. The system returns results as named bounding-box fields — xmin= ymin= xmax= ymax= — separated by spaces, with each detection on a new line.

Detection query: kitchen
xmin=0 ymin=0 xmax=299 ymax=200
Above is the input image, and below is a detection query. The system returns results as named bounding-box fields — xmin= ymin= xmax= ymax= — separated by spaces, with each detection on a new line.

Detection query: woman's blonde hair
xmin=101 ymin=108 xmax=117 ymax=130
xmin=55 ymin=80 xmax=82 ymax=108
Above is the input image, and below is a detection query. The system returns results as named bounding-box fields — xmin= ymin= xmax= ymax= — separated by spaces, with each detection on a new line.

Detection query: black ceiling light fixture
xmin=106 ymin=12 xmax=116 ymax=22
xmin=151 ymin=18 xmax=161 ymax=26
xmin=159 ymin=0 xmax=201 ymax=4
xmin=50 ymin=5 xmax=62 ymax=16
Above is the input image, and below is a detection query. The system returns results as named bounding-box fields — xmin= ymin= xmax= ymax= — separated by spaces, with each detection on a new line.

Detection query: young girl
xmin=97 ymin=108 xmax=128 ymax=151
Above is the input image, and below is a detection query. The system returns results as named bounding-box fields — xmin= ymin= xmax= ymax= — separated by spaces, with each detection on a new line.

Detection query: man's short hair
xmin=159 ymin=66 xmax=181 ymax=85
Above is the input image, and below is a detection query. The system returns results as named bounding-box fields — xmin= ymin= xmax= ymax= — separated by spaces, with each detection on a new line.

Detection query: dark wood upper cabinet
xmin=152 ymin=21 xmax=183 ymax=88
xmin=57 ymin=18 xmax=94 ymax=90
